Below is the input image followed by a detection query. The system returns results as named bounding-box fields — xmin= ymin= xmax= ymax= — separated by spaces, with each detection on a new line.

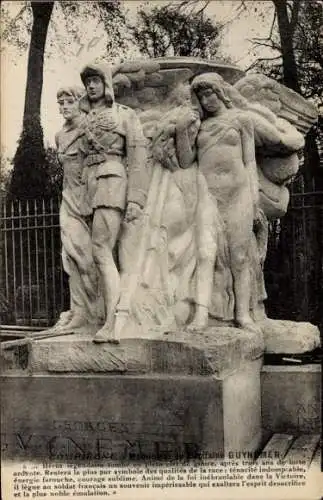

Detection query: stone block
xmin=260 ymin=318 xmax=321 ymax=353
xmin=261 ymin=365 xmax=321 ymax=433
xmin=1 ymin=327 xmax=263 ymax=460
xmin=1 ymin=327 xmax=263 ymax=376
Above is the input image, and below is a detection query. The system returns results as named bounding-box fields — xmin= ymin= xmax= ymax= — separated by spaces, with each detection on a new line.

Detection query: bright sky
xmin=1 ymin=0 xmax=275 ymax=162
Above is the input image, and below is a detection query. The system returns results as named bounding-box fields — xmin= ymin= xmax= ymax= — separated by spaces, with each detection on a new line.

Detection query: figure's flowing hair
xmin=57 ymin=86 xmax=84 ymax=101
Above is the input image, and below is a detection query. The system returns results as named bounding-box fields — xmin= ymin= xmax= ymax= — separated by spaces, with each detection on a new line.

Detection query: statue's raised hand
xmin=176 ymin=108 xmax=198 ymax=132
xmin=125 ymin=201 xmax=142 ymax=223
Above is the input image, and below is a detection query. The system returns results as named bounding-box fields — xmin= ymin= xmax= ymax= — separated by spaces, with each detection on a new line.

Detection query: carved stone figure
xmin=149 ymin=83 xmax=222 ymax=331
xmin=110 ymin=59 xmax=318 ymax=348
xmin=233 ymin=74 xmax=307 ymax=219
xmin=191 ymin=73 xmax=261 ymax=333
xmin=2 ymin=61 xmax=321 ymax=464
xmin=79 ymin=63 xmax=149 ymax=343
xmin=31 ymin=58 xmax=318 ymax=352
xmin=53 ymin=86 xmax=98 ymax=333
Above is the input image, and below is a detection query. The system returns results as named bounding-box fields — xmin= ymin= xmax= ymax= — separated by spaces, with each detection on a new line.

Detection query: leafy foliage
xmin=248 ymin=0 xmax=322 ymax=189
xmin=5 ymin=0 xmax=127 ymax=199
xmin=249 ymin=0 xmax=322 ymax=102
xmin=1 ymin=1 xmax=128 ymax=61
xmin=130 ymin=1 xmax=221 ymax=58
xmin=52 ymin=0 xmax=128 ymax=62
xmin=9 ymin=115 xmax=51 ymax=200
xmin=0 ymin=156 xmax=12 ymax=193
xmin=1 ymin=1 xmax=32 ymax=54
xmin=292 ymin=0 xmax=322 ymax=100
xmin=45 ymin=146 xmax=64 ymax=197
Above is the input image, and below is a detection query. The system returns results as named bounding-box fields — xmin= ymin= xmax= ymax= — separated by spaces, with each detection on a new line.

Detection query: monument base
xmin=261 ymin=364 xmax=321 ymax=434
xmin=1 ymin=327 xmax=263 ymax=460
xmin=259 ymin=318 xmax=320 ymax=353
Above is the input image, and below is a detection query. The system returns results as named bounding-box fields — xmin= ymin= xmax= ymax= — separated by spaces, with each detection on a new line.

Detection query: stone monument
xmin=1 ymin=57 xmax=320 ymax=460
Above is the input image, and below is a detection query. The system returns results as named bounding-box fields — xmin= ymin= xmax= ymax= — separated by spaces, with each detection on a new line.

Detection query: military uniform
xmin=78 ymin=62 xmax=149 ymax=341
xmin=79 ymin=63 xmax=149 ymax=217
xmin=80 ymin=104 xmax=148 ymax=216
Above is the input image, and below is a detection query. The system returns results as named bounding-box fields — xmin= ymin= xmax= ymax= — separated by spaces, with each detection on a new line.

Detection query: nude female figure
xmin=151 ymin=84 xmax=219 ymax=329
xmin=191 ymin=73 xmax=260 ymax=332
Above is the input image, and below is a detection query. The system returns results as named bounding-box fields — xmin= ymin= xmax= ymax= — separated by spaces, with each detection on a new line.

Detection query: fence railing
xmin=265 ymin=191 xmax=323 ymax=328
xmin=0 ymin=191 xmax=322 ymax=328
xmin=0 ymin=197 xmax=69 ymax=327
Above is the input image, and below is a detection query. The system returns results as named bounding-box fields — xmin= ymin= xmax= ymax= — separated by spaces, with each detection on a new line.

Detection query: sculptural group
xmin=52 ymin=57 xmax=318 ymax=344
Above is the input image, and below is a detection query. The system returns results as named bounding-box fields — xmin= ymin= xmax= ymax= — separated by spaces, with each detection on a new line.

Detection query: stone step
xmin=308 ymin=441 xmax=321 ymax=471
xmin=282 ymin=434 xmax=320 ymax=466
xmin=256 ymin=433 xmax=294 ymax=462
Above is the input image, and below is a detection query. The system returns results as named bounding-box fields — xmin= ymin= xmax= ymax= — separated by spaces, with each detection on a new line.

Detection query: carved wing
xmin=234 ymin=74 xmax=318 ymax=134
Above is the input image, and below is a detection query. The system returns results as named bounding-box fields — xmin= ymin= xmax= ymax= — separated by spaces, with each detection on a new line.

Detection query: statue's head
xmin=80 ymin=62 xmax=114 ymax=110
xmin=57 ymin=86 xmax=83 ymax=121
xmin=191 ymin=73 xmax=233 ymax=116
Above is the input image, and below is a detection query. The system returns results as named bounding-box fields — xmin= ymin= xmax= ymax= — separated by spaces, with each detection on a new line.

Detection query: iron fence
xmin=0 ymin=190 xmax=322 ymax=328
xmin=265 ymin=190 xmax=323 ymax=329
xmin=0 ymin=197 xmax=69 ymax=327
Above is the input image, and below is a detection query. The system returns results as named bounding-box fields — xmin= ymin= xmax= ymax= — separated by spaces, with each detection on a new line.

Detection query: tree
xmin=9 ymin=2 xmax=54 ymax=200
xmin=244 ymin=1 xmax=323 ymax=325
xmin=130 ymin=1 xmax=221 ymax=59
xmin=2 ymin=0 xmax=127 ymax=199
xmin=247 ymin=0 xmax=322 ymax=190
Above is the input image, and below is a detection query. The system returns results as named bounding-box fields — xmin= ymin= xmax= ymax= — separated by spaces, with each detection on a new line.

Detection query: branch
xmin=218 ymin=3 xmax=248 ymax=30
xmin=248 ymin=39 xmax=281 ymax=51
xmin=1 ymin=4 xmax=29 ymax=40
xmin=168 ymin=0 xmax=209 ymax=16
xmin=245 ymin=55 xmax=282 ymax=72
xmin=195 ymin=1 xmax=211 ymax=15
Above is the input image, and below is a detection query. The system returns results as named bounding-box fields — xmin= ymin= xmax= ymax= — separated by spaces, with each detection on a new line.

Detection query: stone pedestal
xmin=261 ymin=364 xmax=321 ymax=434
xmin=1 ymin=327 xmax=263 ymax=460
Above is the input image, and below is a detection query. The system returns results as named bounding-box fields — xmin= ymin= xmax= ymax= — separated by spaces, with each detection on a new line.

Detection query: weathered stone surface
xmin=50 ymin=56 xmax=319 ymax=346
xmin=1 ymin=326 xmax=263 ymax=377
xmin=157 ymin=68 xmax=194 ymax=87
xmin=261 ymin=154 xmax=299 ymax=185
xmin=155 ymin=57 xmax=245 ymax=83
xmin=1 ymin=359 xmax=262 ymax=460
xmin=260 ymin=318 xmax=321 ymax=353
xmin=144 ymin=72 xmax=164 ymax=86
xmin=261 ymin=365 xmax=321 ymax=433
xmin=258 ymin=166 xmax=290 ymax=219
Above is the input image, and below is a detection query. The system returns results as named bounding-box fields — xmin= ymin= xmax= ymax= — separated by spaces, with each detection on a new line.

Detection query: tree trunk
xmin=303 ymin=126 xmax=322 ymax=190
xmin=10 ymin=2 xmax=54 ymax=200
xmin=273 ymin=0 xmax=321 ymax=191
xmin=273 ymin=0 xmax=301 ymax=92
xmin=23 ymin=2 xmax=54 ymax=124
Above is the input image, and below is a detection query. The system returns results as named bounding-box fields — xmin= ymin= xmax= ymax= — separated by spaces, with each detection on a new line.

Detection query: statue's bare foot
xmin=93 ymin=324 xmax=119 ymax=344
xmin=50 ymin=310 xmax=73 ymax=331
xmin=236 ymin=316 xmax=262 ymax=334
xmin=187 ymin=305 xmax=208 ymax=332
xmin=32 ymin=311 xmax=74 ymax=336
xmin=55 ymin=310 xmax=74 ymax=328
xmin=59 ymin=314 xmax=88 ymax=333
